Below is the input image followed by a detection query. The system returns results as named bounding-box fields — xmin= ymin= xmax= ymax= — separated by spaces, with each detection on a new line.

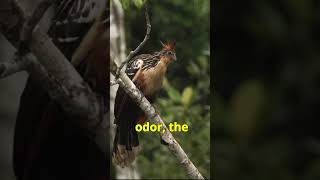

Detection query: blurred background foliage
xmin=214 ymin=0 xmax=320 ymax=180
xmin=119 ymin=0 xmax=210 ymax=179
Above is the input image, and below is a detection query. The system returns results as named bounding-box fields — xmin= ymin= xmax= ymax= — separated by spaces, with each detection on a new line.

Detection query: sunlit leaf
xmin=197 ymin=55 xmax=208 ymax=70
xmin=167 ymin=86 xmax=181 ymax=103
xmin=181 ymin=86 xmax=193 ymax=108
xmin=186 ymin=61 xmax=201 ymax=76
xmin=133 ymin=0 xmax=146 ymax=9
xmin=119 ymin=0 xmax=130 ymax=9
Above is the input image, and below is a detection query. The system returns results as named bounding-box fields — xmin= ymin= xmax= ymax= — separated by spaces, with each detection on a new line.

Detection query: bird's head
xmin=159 ymin=41 xmax=177 ymax=64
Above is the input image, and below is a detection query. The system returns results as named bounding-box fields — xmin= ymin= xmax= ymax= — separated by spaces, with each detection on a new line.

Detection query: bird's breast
xmin=139 ymin=61 xmax=167 ymax=96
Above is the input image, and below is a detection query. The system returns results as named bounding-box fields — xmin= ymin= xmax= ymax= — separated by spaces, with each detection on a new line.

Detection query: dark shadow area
xmin=0 ymin=1 xmax=109 ymax=179
xmin=213 ymin=0 xmax=320 ymax=179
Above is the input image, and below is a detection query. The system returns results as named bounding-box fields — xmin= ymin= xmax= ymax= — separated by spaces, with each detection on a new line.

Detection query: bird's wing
xmin=49 ymin=0 xmax=109 ymax=93
xmin=48 ymin=0 xmax=106 ymax=61
xmin=125 ymin=53 xmax=160 ymax=79
xmin=114 ymin=53 xmax=160 ymax=125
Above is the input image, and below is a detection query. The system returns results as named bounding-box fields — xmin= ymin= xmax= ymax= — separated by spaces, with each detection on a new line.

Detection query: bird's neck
xmin=156 ymin=60 xmax=168 ymax=75
xmin=159 ymin=56 xmax=172 ymax=66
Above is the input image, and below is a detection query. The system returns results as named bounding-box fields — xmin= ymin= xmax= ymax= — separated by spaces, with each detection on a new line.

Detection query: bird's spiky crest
xmin=160 ymin=40 xmax=176 ymax=51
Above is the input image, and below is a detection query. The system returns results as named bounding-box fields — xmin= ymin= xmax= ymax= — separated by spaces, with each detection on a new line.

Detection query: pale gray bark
xmin=0 ymin=0 xmax=206 ymax=178
xmin=110 ymin=0 xmax=141 ymax=179
xmin=110 ymin=2 xmax=205 ymax=179
xmin=0 ymin=56 xmax=31 ymax=78
xmin=0 ymin=0 xmax=107 ymax=154
xmin=111 ymin=62 xmax=205 ymax=179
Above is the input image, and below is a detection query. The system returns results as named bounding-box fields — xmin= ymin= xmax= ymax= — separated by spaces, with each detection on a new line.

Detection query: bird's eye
xmin=167 ymin=51 xmax=173 ymax=55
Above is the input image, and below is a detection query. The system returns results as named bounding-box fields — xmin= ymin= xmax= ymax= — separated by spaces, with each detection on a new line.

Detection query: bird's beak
xmin=173 ymin=54 xmax=177 ymax=61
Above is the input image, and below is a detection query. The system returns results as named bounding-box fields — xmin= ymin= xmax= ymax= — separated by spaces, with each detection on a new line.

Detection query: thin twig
xmin=0 ymin=0 xmax=107 ymax=152
xmin=111 ymin=3 xmax=205 ymax=179
xmin=115 ymin=4 xmax=151 ymax=78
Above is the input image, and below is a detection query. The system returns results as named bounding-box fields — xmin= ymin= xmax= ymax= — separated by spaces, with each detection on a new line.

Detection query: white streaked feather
xmin=57 ymin=37 xmax=79 ymax=42
xmin=55 ymin=0 xmax=105 ymax=25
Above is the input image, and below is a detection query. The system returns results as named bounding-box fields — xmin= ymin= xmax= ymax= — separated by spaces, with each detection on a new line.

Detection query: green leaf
xmin=162 ymin=77 xmax=170 ymax=90
xmin=119 ymin=0 xmax=130 ymax=10
xmin=181 ymin=86 xmax=193 ymax=107
xmin=197 ymin=55 xmax=208 ymax=70
xmin=133 ymin=0 xmax=146 ymax=9
xmin=167 ymin=86 xmax=181 ymax=103
xmin=186 ymin=61 xmax=201 ymax=76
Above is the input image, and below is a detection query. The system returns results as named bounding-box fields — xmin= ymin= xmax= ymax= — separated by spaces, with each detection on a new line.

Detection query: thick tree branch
xmin=0 ymin=0 xmax=107 ymax=153
xmin=111 ymin=61 xmax=204 ymax=179
xmin=19 ymin=0 xmax=56 ymax=54
xmin=110 ymin=5 xmax=205 ymax=179
xmin=30 ymin=27 xmax=101 ymax=122
xmin=0 ymin=55 xmax=30 ymax=78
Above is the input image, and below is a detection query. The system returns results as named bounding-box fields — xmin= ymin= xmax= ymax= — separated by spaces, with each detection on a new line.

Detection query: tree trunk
xmin=110 ymin=0 xmax=140 ymax=179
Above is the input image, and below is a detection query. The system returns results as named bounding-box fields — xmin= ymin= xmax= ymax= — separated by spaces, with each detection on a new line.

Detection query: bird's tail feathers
xmin=112 ymin=120 xmax=141 ymax=167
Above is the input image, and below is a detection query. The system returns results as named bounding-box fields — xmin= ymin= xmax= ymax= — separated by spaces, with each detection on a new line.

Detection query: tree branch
xmin=0 ymin=55 xmax=30 ymax=78
xmin=110 ymin=4 xmax=205 ymax=179
xmin=30 ymin=27 xmax=101 ymax=122
xmin=0 ymin=0 xmax=107 ymax=153
xmin=111 ymin=60 xmax=204 ymax=179
xmin=19 ymin=0 xmax=56 ymax=54
xmin=115 ymin=4 xmax=151 ymax=78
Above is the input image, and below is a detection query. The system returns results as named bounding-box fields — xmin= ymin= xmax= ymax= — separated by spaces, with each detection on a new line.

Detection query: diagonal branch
xmin=0 ymin=55 xmax=31 ymax=78
xmin=110 ymin=4 xmax=205 ymax=179
xmin=29 ymin=27 xmax=100 ymax=122
xmin=18 ymin=0 xmax=56 ymax=54
xmin=0 ymin=0 xmax=107 ymax=153
xmin=110 ymin=60 xmax=204 ymax=179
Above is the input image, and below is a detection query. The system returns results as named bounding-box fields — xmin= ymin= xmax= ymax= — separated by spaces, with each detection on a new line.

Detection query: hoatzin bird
xmin=13 ymin=0 xmax=108 ymax=179
xmin=113 ymin=41 xmax=177 ymax=167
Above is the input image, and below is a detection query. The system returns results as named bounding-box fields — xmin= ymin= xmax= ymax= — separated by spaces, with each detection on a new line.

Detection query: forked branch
xmin=115 ymin=4 xmax=151 ymax=78
xmin=110 ymin=4 xmax=205 ymax=179
xmin=0 ymin=0 xmax=107 ymax=153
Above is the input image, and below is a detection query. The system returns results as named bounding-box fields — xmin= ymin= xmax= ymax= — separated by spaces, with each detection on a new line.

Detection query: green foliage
xmin=121 ymin=0 xmax=210 ymax=178
xmin=181 ymin=86 xmax=193 ymax=108
xmin=120 ymin=0 xmax=147 ymax=9
xmin=138 ymin=44 xmax=210 ymax=179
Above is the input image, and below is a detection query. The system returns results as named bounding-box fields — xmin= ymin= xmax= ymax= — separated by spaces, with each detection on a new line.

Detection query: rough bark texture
xmin=0 ymin=56 xmax=31 ymax=78
xmin=0 ymin=0 xmax=205 ymax=179
xmin=110 ymin=3 xmax=205 ymax=179
xmin=0 ymin=0 xmax=107 ymax=154
xmin=111 ymin=61 xmax=204 ymax=179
